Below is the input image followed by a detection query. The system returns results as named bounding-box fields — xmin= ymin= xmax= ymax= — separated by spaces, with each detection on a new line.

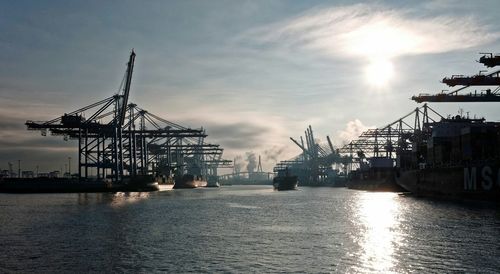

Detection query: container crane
xmin=412 ymin=53 xmax=500 ymax=103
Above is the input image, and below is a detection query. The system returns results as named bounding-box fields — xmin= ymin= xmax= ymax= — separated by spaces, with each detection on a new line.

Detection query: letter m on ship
xmin=464 ymin=167 xmax=477 ymax=190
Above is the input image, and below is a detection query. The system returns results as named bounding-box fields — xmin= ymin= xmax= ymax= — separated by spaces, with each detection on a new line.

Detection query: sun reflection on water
xmin=76 ymin=192 xmax=151 ymax=207
xmin=354 ymin=192 xmax=401 ymax=273
xmin=109 ymin=192 xmax=151 ymax=208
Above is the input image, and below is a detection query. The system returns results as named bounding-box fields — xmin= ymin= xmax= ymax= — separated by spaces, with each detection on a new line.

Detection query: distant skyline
xmin=1 ymin=0 xmax=500 ymax=173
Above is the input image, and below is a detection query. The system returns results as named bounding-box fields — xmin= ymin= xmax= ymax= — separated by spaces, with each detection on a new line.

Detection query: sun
xmin=365 ymin=58 xmax=394 ymax=88
xmin=343 ymin=21 xmax=407 ymax=88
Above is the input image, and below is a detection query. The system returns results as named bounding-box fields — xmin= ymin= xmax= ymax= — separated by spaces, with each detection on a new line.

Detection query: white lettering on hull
xmin=481 ymin=166 xmax=493 ymax=190
xmin=464 ymin=166 xmax=499 ymax=191
xmin=464 ymin=167 xmax=476 ymax=190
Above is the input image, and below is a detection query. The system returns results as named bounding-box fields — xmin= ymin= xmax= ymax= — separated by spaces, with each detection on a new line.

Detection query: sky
xmin=1 ymin=0 xmax=500 ymax=174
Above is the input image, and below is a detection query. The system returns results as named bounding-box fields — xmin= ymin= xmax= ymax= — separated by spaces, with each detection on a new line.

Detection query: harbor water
xmin=1 ymin=186 xmax=499 ymax=273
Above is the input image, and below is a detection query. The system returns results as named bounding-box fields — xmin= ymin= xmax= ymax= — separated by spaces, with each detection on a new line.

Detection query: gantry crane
xmin=25 ymin=50 xmax=230 ymax=183
xmin=275 ymin=125 xmax=342 ymax=185
xmin=412 ymin=53 xmax=500 ymax=103
xmin=338 ymin=104 xmax=443 ymax=172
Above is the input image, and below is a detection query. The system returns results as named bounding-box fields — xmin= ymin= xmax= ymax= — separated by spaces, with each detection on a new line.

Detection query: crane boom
xmin=290 ymin=137 xmax=315 ymax=158
xmin=412 ymin=54 xmax=500 ymax=103
xmin=119 ymin=50 xmax=136 ymax=126
xmin=326 ymin=135 xmax=335 ymax=154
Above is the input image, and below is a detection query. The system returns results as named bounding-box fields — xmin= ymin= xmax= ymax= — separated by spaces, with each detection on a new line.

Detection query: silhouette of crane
xmin=413 ymin=53 xmax=500 ymax=103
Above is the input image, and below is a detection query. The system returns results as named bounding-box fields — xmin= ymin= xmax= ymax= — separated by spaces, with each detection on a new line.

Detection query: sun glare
xmin=342 ymin=21 xmax=412 ymax=88
xmin=365 ymin=58 xmax=394 ymax=88
xmin=355 ymin=192 xmax=401 ymax=273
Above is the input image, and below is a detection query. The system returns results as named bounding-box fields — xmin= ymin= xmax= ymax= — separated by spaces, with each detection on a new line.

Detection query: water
xmin=1 ymin=186 xmax=499 ymax=273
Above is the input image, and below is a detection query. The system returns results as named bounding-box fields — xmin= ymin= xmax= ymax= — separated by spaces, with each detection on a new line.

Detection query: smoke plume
xmin=233 ymin=155 xmax=244 ymax=174
xmin=246 ymin=152 xmax=257 ymax=173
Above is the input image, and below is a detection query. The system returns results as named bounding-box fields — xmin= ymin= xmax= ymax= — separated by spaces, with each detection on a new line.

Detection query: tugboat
xmin=273 ymin=168 xmax=298 ymax=191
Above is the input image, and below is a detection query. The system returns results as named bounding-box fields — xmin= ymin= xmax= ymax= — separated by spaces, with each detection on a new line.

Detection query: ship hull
xmin=206 ymin=176 xmax=220 ymax=187
xmin=206 ymin=182 xmax=220 ymax=187
xmin=347 ymin=169 xmax=405 ymax=192
xmin=395 ymin=165 xmax=500 ymax=201
xmin=347 ymin=177 xmax=405 ymax=192
xmin=273 ymin=176 xmax=298 ymax=191
xmin=0 ymin=175 xmax=159 ymax=193
xmin=119 ymin=175 xmax=160 ymax=192
xmin=173 ymin=174 xmax=207 ymax=189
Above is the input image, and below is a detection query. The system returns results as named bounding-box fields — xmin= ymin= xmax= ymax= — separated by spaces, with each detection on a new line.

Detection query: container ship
xmin=396 ymin=53 xmax=500 ymax=202
xmin=273 ymin=168 xmax=298 ymax=191
xmin=395 ymin=116 xmax=500 ymax=201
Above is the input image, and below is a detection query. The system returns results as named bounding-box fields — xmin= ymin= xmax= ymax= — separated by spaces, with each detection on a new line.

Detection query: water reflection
xmin=110 ymin=192 xmax=151 ymax=208
xmin=355 ymin=192 xmax=401 ymax=273
xmin=76 ymin=192 xmax=151 ymax=207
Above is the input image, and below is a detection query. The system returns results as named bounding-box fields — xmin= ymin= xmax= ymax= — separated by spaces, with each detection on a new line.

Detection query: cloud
xmin=162 ymin=110 xmax=301 ymax=172
xmin=163 ymin=108 xmax=295 ymax=150
xmin=337 ymin=119 xmax=374 ymax=144
xmin=0 ymin=147 xmax=76 ymax=172
xmin=263 ymin=145 xmax=286 ymax=163
xmin=0 ymin=108 xmax=79 ymax=171
xmin=420 ymin=0 xmax=463 ymax=11
xmin=0 ymin=119 xmax=24 ymax=131
xmin=239 ymin=3 xmax=500 ymax=60
xmin=203 ymin=121 xmax=271 ymax=150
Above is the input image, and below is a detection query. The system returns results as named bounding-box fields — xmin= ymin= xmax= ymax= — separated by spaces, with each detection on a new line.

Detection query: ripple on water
xmin=0 ymin=186 xmax=499 ymax=273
